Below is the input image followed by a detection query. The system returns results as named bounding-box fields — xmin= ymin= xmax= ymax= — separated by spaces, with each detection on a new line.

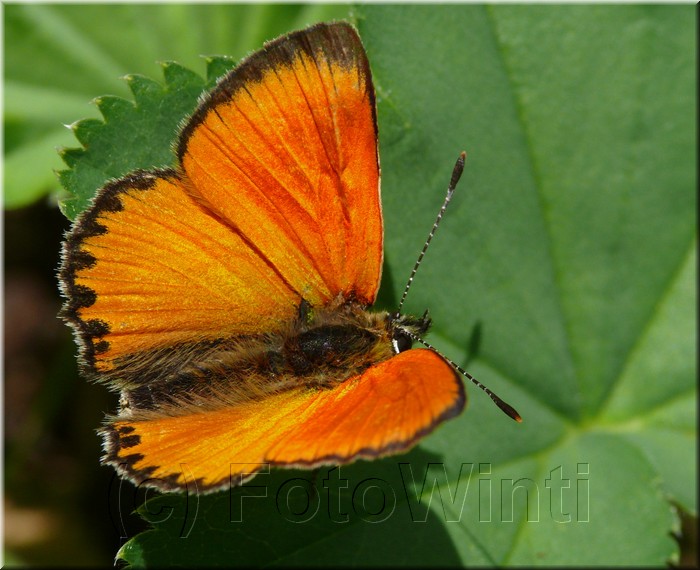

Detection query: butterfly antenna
xmin=403 ymin=330 xmax=522 ymax=423
xmin=396 ymin=152 xmax=466 ymax=318
xmin=393 ymin=152 xmax=521 ymax=422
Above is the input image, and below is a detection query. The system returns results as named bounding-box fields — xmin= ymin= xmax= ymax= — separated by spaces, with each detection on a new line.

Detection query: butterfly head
xmin=389 ymin=310 xmax=431 ymax=354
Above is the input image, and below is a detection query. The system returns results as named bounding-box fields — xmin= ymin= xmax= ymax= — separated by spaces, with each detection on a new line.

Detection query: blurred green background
xmin=3 ymin=3 xmax=696 ymax=567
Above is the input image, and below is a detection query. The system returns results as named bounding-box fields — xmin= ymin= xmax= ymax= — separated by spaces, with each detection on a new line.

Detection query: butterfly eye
xmin=391 ymin=330 xmax=414 ymax=354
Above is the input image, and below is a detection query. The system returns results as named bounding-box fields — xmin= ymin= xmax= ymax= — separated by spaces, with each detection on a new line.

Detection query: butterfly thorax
xmin=116 ymin=297 xmax=431 ymax=420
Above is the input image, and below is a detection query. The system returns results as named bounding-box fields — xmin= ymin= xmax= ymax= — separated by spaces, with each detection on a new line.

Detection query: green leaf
xmin=360 ymin=4 xmax=694 ymax=566
xmin=47 ymin=4 xmax=694 ymax=567
xmin=116 ymin=455 xmax=476 ymax=567
xmin=57 ymin=61 xmax=226 ymax=219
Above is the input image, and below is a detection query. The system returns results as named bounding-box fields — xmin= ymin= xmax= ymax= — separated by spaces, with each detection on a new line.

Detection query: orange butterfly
xmin=60 ymin=22 xmax=518 ymax=494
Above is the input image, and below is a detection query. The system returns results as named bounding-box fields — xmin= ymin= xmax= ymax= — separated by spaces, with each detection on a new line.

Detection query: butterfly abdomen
xmin=119 ymin=302 xmax=399 ymax=418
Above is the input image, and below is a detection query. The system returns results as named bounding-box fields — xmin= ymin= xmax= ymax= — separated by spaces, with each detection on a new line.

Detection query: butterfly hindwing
xmin=104 ymin=349 xmax=465 ymax=492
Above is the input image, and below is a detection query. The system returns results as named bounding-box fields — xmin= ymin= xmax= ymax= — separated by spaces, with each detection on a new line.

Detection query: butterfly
xmin=59 ymin=21 xmax=519 ymax=494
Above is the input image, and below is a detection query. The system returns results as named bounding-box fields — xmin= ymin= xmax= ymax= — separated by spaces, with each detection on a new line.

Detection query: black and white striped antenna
xmin=396 ymin=152 xmax=522 ymax=423
xmin=396 ymin=151 xmax=466 ymax=317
